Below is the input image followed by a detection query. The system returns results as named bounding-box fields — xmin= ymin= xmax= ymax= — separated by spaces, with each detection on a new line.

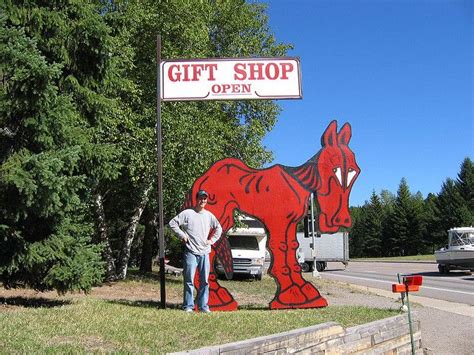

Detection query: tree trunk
xmin=116 ymin=182 xmax=153 ymax=280
xmin=93 ymin=192 xmax=117 ymax=281
xmin=140 ymin=206 xmax=157 ymax=273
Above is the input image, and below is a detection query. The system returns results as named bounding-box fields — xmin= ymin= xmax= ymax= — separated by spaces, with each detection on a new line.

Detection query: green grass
xmin=0 ymin=273 xmax=399 ymax=353
xmin=352 ymin=254 xmax=435 ymax=262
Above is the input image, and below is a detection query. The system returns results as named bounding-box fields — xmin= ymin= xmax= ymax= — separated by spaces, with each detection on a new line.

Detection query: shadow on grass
xmin=237 ymin=304 xmax=271 ymax=311
xmin=107 ymin=298 xmax=272 ymax=312
xmin=125 ymin=270 xmax=182 ymax=285
xmin=106 ymin=298 xmax=183 ymax=310
xmin=0 ymin=296 xmax=71 ymax=308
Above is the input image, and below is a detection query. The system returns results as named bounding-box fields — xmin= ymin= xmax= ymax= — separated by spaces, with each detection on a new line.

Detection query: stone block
xmin=343 ymin=332 xmax=362 ymax=343
xmin=337 ymin=337 xmax=373 ymax=353
xmin=373 ymin=325 xmax=407 ymax=344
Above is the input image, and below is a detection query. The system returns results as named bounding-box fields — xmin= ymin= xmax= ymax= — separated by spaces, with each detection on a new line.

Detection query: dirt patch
xmin=48 ymin=335 xmax=120 ymax=352
xmin=0 ymin=303 xmax=20 ymax=313
xmin=0 ymin=277 xmax=183 ymax=312
xmin=0 ymin=275 xmax=390 ymax=312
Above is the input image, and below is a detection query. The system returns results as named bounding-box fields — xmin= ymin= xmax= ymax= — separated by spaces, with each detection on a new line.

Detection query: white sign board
xmin=160 ymin=57 xmax=302 ymax=101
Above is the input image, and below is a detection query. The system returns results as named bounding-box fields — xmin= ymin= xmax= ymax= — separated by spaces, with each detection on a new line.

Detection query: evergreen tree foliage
xmin=348 ymin=205 xmax=366 ymax=257
xmin=1 ymin=0 xmax=292 ymax=283
xmin=456 ymin=157 xmax=474 ymax=224
xmin=407 ymin=191 xmax=426 ymax=254
xmin=362 ymin=191 xmax=383 ymax=256
xmin=436 ymin=178 xmax=467 ymax=233
xmin=423 ymin=193 xmax=443 ymax=251
xmin=0 ymin=3 xmax=109 ymax=292
xmin=384 ymin=179 xmax=410 ymax=256
xmin=348 ymin=159 xmax=472 ymax=258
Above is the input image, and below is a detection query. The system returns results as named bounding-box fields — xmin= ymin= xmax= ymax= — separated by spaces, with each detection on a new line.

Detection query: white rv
xmin=215 ymin=217 xmax=267 ymax=280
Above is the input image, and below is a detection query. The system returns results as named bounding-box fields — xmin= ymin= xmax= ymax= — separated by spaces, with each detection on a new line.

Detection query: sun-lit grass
xmin=0 ymin=298 xmax=397 ymax=353
xmin=352 ymin=254 xmax=436 ymax=262
xmin=0 ymin=271 xmax=399 ymax=353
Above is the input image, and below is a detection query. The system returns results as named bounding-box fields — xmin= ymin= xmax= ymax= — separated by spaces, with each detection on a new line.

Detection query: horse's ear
xmin=337 ymin=123 xmax=352 ymax=145
xmin=322 ymin=120 xmax=338 ymax=147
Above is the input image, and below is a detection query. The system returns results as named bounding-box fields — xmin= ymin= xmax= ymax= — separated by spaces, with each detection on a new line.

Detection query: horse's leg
xmin=267 ymin=218 xmax=327 ymax=309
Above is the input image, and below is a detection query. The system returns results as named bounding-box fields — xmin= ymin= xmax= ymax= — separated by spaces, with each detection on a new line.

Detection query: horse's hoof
xmin=301 ymin=281 xmax=323 ymax=299
xmin=208 ymin=288 xmax=238 ymax=311
xmin=276 ymin=284 xmax=306 ymax=304
xmin=269 ymin=283 xmax=328 ymax=309
xmin=269 ymin=295 xmax=328 ymax=309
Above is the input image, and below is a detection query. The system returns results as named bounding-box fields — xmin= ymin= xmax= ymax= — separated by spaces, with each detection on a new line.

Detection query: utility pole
xmin=310 ymin=193 xmax=320 ymax=278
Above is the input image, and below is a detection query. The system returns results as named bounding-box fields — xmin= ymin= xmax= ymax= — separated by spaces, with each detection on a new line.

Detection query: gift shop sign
xmin=160 ymin=58 xmax=302 ymax=101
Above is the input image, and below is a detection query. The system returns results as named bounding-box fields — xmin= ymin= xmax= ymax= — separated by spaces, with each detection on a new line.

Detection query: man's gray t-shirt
xmin=169 ymin=209 xmax=222 ymax=255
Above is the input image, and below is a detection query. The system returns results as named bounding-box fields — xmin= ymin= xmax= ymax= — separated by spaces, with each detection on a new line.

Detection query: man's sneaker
xmin=184 ymin=308 xmax=193 ymax=313
xmin=200 ymin=308 xmax=211 ymax=313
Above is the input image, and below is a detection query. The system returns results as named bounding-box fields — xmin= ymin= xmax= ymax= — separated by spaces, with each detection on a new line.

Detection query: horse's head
xmin=316 ymin=121 xmax=360 ymax=233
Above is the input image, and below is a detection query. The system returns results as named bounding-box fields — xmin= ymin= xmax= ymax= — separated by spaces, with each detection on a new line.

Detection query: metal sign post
xmin=156 ymin=35 xmax=166 ymax=308
xmin=392 ymin=274 xmax=423 ymax=355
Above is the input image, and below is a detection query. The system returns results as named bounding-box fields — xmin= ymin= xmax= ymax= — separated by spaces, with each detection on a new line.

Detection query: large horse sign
xmin=161 ymin=57 xmax=302 ymax=101
xmin=186 ymin=121 xmax=360 ymax=310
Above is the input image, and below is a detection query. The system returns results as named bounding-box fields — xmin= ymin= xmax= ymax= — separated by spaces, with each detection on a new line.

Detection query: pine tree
xmin=407 ymin=191 xmax=426 ymax=254
xmin=379 ymin=190 xmax=395 ymax=256
xmin=386 ymin=179 xmax=412 ymax=256
xmin=456 ymin=157 xmax=474 ymax=224
xmin=349 ymin=205 xmax=367 ymax=257
xmin=423 ymin=193 xmax=443 ymax=251
xmin=0 ymin=8 xmax=104 ymax=292
xmin=362 ymin=191 xmax=383 ymax=256
xmin=436 ymin=178 xmax=468 ymax=232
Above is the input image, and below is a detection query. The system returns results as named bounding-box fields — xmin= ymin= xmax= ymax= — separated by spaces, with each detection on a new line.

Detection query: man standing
xmin=169 ymin=190 xmax=222 ymax=313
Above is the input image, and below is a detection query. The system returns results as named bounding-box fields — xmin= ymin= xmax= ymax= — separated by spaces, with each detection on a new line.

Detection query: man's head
xmin=195 ymin=190 xmax=209 ymax=211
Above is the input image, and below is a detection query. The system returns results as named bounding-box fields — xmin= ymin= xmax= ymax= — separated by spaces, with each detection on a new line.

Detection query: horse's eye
xmin=347 ymin=168 xmax=357 ymax=187
xmin=333 ymin=167 xmax=342 ymax=186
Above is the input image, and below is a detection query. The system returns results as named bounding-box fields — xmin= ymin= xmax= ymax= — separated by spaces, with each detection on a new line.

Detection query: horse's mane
xmin=283 ymin=152 xmax=321 ymax=192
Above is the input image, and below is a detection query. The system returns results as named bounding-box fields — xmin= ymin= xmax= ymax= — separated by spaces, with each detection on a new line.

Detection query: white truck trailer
xmin=296 ymin=231 xmax=349 ymax=272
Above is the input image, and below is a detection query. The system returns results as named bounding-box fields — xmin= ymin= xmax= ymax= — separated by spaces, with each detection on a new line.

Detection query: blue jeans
xmin=183 ymin=251 xmax=210 ymax=311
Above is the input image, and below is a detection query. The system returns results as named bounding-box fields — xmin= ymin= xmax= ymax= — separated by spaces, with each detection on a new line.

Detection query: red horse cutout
xmin=183 ymin=121 xmax=360 ymax=310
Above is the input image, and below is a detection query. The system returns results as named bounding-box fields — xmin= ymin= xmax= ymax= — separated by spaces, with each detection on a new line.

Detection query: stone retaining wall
xmin=171 ymin=313 xmax=423 ymax=354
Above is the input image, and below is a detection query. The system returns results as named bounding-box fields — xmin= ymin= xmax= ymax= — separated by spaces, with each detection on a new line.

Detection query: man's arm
xmin=169 ymin=213 xmax=188 ymax=242
xmin=208 ymin=215 xmax=222 ymax=245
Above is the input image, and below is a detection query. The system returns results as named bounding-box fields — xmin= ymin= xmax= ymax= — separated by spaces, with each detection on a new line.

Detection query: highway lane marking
xmin=324 ymin=273 xmax=474 ymax=296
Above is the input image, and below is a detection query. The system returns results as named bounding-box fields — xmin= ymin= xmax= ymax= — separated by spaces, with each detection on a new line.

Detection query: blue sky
xmin=263 ymin=0 xmax=472 ymax=206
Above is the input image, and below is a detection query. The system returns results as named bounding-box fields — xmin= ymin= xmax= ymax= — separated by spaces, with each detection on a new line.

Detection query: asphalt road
xmin=315 ymin=261 xmax=474 ymax=354
xmin=320 ymin=261 xmax=474 ymax=305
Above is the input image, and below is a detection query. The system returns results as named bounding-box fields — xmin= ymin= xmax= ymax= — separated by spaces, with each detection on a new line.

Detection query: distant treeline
xmin=348 ymin=158 xmax=473 ymax=257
